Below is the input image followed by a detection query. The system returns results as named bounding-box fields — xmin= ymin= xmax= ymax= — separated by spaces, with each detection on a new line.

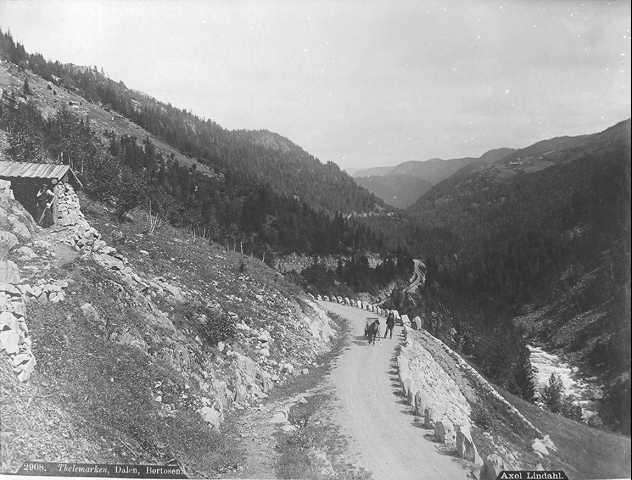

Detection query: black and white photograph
xmin=0 ymin=1 xmax=630 ymax=479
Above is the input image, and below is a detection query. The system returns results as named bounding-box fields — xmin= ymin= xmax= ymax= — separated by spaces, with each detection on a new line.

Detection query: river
xmin=528 ymin=345 xmax=603 ymax=421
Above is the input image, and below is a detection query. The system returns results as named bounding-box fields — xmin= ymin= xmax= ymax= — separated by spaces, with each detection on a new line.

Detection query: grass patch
xmin=504 ymin=390 xmax=631 ymax=479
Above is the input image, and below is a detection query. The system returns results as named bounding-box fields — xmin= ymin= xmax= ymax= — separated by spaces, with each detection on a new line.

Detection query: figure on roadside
xmin=384 ymin=311 xmax=395 ymax=339
xmin=366 ymin=318 xmax=380 ymax=345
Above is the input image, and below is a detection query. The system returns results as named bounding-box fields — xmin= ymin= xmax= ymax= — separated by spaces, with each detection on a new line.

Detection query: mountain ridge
xmin=352 ymin=148 xmax=514 ymax=208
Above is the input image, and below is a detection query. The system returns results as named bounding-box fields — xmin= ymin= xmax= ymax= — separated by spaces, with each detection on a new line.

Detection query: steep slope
xmin=352 ymin=149 xmax=513 ymax=208
xmin=407 ymin=119 xmax=631 ymax=431
xmin=0 ymin=61 xmax=386 ymax=258
xmin=0 ymin=31 xmax=383 ymax=216
xmin=1 ymin=183 xmax=337 ymax=475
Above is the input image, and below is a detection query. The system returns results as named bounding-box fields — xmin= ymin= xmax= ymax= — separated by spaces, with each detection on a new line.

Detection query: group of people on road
xmin=365 ymin=311 xmax=396 ymax=345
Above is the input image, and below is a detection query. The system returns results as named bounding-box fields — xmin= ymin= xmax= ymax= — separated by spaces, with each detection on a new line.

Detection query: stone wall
xmin=0 ymin=180 xmax=38 ymax=382
xmin=272 ymin=252 xmax=384 ymax=274
xmin=396 ymin=318 xmax=480 ymax=464
xmin=395 ymin=315 xmax=554 ymax=477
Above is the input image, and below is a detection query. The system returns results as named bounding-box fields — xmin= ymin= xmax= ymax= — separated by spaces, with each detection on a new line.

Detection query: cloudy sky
xmin=1 ymin=0 xmax=630 ymax=169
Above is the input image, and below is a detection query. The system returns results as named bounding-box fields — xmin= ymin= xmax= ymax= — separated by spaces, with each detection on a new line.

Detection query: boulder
xmin=413 ymin=390 xmax=423 ymax=416
xmin=16 ymin=355 xmax=35 ymax=382
xmin=434 ymin=417 xmax=456 ymax=446
xmin=0 ymin=329 xmax=20 ymax=354
xmin=406 ymin=386 xmax=414 ymax=405
xmin=232 ymin=352 xmax=258 ymax=383
xmin=403 ymin=378 xmax=412 ymax=398
xmin=271 ymin=408 xmax=288 ymax=424
xmin=0 ymin=282 xmax=21 ymax=296
xmin=0 ymin=311 xmax=19 ymax=331
xmin=0 ymin=260 xmax=20 ymax=283
xmin=14 ymin=246 xmax=36 ymax=260
xmin=456 ymin=425 xmax=482 ymax=464
xmin=0 ymin=180 xmax=13 ymax=199
xmin=113 ymin=330 xmax=149 ymax=353
xmin=424 ymin=407 xmax=434 ymax=428
xmin=198 ymin=406 xmax=222 ymax=429
xmin=8 ymin=215 xmax=31 ymax=240
xmin=0 ymin=231 xmax=18 ymax=259
xmin=257 ymin=371 xmax=273 ymax=393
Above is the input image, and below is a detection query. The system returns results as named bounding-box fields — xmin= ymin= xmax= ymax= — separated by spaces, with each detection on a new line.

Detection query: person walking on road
xmin=384 ymin=312 xmax=395 ymax=339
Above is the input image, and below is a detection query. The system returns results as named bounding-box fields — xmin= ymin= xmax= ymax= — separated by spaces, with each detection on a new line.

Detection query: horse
xmin=366 ymin=319 xmax=380 ymax=345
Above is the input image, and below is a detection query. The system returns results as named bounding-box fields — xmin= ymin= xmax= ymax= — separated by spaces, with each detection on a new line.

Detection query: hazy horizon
xmin=1 ymin=0 xmax=630 ymax=169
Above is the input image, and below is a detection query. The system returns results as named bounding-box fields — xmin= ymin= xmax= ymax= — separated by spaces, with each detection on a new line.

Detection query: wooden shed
xmin=0 ymin=160 xmax=81 ymax=226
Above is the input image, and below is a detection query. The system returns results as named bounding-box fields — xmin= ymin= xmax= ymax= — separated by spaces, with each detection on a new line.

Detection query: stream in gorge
xmin=528 ymin=345 xmax=604 ymax=421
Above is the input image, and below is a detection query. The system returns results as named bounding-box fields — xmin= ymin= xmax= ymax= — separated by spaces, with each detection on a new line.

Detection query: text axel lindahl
xmin=497 ymin=471 xmax=568 ymax=480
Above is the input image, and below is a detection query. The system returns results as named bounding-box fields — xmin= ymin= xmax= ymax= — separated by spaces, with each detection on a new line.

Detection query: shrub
xmin=472 ymin=403 xmax=492 ymax=430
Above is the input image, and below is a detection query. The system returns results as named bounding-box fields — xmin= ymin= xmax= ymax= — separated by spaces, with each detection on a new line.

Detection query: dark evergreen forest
xmin=0 ymin=30 xmax=383 ymax=216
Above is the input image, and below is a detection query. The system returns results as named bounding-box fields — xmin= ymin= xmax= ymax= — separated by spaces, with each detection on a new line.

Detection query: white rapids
xmin=528 ymin=345 xmax=603 ymax=421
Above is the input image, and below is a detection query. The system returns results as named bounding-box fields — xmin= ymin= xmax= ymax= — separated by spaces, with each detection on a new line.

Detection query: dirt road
xmin=324 ymin=302 xmax=469 ymax=480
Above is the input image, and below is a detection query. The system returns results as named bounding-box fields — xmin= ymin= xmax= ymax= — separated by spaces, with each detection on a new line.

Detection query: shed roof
xmin=0 ymin=160 xmax=71 ymax=181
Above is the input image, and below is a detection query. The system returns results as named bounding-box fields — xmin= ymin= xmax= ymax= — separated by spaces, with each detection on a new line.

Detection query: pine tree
xmin=542 ymin=373 xmax=564 ymax=413
xmin=22 ymin=77 xmax=31 ymax=96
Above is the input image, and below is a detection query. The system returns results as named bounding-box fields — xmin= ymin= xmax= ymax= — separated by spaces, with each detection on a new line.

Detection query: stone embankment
xmin=273 ymin=252 xmax=383 ymax=274
xmin=0 ymin=180 xmax=40 ymax=382
xmin=393 ymin=314 xmax=555 ymax=479
xmin=313 ymin=293 xmax=385 ymax=317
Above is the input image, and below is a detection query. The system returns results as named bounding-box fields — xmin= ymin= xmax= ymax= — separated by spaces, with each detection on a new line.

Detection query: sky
xmin=0 ymin=0 xmax=630 ymax=170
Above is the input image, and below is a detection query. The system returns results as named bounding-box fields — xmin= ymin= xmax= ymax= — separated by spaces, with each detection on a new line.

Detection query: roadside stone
xmin=198 ymin=406 xmax=222 ymax=429
xmin=14 ymin=246 xmax=36 ymax=260
xmin=0 ymin=260 xmax=20 ymax=283
xmin=0 ymin=311 xmax=19 ymax=331
xmin=0 ymin=329 xmax=20 ymax=354
xmin=0 ymin=231 xmax=18 ymax=258
xmin=456 ymin=425 xmax=482 ymax=464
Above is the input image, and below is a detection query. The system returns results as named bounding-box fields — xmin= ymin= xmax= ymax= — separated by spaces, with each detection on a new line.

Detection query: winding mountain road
xmin=323 ymin=301 xmax=469 ymax=480
xmin=404 ymin=258 xmax=426 ymax=294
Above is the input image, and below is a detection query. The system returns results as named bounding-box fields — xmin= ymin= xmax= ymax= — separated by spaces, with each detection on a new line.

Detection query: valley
xmin=0 ymin=18 xmax=630 ymax=480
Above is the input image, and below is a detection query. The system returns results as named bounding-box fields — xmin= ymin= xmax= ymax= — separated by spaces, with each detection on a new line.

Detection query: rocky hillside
xmin=0 ymin=180 xmax=338 ymax=475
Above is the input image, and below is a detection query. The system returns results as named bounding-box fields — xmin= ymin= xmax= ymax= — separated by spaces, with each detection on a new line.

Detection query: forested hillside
xmin=0 ymin=30 xmax=383 ymax=216
xmin=0 ymin=30 xmax=387 ymax=262
xmin=406 ymin=120 xmax=631 ymax=432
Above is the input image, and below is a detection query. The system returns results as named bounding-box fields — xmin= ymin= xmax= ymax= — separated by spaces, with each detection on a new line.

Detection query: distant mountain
xmin=354 ymin=175 xmax=433 ymax=209
xmin=408 ymin=119 xmax=631 ymax=432
xmin=352 ymin=149 xmax=513 ymax=208
xmin=352 ymin=165 xmax=396 ymax=177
